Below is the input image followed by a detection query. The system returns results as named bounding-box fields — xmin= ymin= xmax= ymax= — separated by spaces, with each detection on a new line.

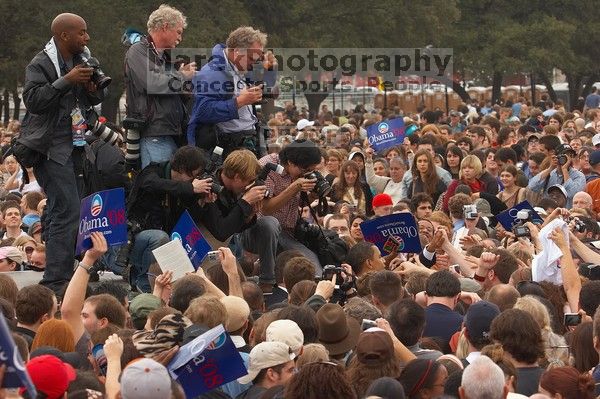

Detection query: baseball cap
xmin=589 ymin=150 xmax=600 ymax=167
xmin=450 ymin=111 xmax=462 ymax=117
xmin=266 ymin=319 xmax=304 ymax=355
xmin=120 ymin=358 xmax=172 ymax=399
xmin=527 ymin=133 xmax=542 ymax=142
xmin=592 ymin=133 xmax=600 ymax=147
xmin=220 ymin=296 xmax=250 ymax=332
xmin=0 ymin=246 xmax=23 ymax=264
xmin=355 ymin=329 xmax=394 ymax=366
xmin=464 ymin=301 xmax=500 ymax=345
xmin=237 ymin=341 xmax=296 ymax=385
xmin=129 ymin=293 xmax=161 ymax=329
xmin=24 ymin=355 xmax=76 ymax=399
xmin=548 ymin=184 xmax=568 ymax=199
xmin=556 ymin=143 xmax=576 ymax=155
xmin=372 ymin=193 xmax=393 ymax=208
xmin=296 ymin=119 xmax=315 ymax=131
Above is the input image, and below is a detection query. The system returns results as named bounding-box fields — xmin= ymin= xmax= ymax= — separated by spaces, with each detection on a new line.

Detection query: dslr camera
xmin=303 ymin=170 xmax=331 ymax=198
xmin=569 ymin=217 xmax=586 ymax=233
xmin=463 ymin=204 xmax=478 ymax=220
xmin=252 ymin=162 xmax=284 ymax=197
xmin=512 ymin=209 xmax=531 ymax=238
xmin=80 ymin=54 xmax=112 ymax=90
xmin=200 ymin=146 xmax=224 ymax=194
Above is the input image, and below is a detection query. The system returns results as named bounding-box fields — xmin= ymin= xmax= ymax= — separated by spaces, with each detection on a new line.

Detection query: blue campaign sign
xmin=0 ymin=311 xmax=36 ymax=395
xmin=168 ymin=325 xmax=247 ymax=398
xmin=496 ymin=200 xmax=544 ymax=231
xmin=360 ymin=213 xmax=422 ymax=254
xmin=171 ymin=210 xmax=213 ymax=268
xmin=366 ymin=118 xmax=406 ymax=152
xmin=76 ymin=188 xmax=128 ymax=255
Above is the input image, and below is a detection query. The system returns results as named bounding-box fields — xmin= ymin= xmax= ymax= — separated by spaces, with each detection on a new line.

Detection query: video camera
xmin=463 ymin=204 xmax=478 ymax=220
xmin=512 ymin=210 xmax=532 ymax=238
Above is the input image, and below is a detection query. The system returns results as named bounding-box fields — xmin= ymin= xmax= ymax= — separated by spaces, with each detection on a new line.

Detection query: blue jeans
xmin=239 ymin=216 xmax=281 ymax=284
xmin=129 ymin=229 xmax=169 ymax=292
xmin=140 ymin=136 xmax=178 ymax=169
xmin=34 ymin=155 xmax=81 ymax=290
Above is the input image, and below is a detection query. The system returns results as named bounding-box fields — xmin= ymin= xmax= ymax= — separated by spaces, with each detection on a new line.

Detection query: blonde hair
xmin=222 ymin=149 xmax=261 ymax=181
xmin=296 ymin=343 xmax=330 ymax=368
xmin=459 ymin=155 xmax=483 ymax=179
xmin=514 ymin=295 xmax=550 ymax=330
xmin=184 ymin=295 xmax=227 ymax=328
xmin=226 ymin=26 xmax=267 ymax=49
xmin=147 ymin=4 xmax=187 ymax=32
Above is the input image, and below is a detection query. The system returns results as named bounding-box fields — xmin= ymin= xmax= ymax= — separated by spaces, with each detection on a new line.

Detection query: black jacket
xmin=127 ymin=162 xmax=199 ymax=232
xmin=20 ymin=45 xmax=104 ymax=165
xmin=197 ymin=172 xmax=256 ymax=242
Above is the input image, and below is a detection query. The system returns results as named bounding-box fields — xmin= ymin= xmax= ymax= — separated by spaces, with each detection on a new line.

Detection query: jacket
xmin=527 ymin=167 xmax=586 ymax=208
xmin=124 ymin=36 xmax=188 ymax=138
xmin=197 ymin=171 xmax=256 ymax=242
xmin=20 ymin=39 xmax=104 ymax=165
xmin=186 ymin=44 xmax=277 ymax=145
xmin=126 ymin=162 xmax=199 ymax=232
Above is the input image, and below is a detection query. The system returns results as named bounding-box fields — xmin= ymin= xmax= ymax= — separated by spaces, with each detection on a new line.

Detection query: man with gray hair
xmin=459 ymin=355 xmax=508 ymax=399
xmin=124 ymin=4 xmax=197 ymax=169
xmin=187 ymin=26 xmax=277 ymax=158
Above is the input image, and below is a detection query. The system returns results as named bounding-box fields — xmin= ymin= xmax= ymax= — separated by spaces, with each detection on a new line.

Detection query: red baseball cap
xmin=372 ymin=193 xmax=393 ymax=208
xmin=23 ymin=355 xmax=76 ymax=399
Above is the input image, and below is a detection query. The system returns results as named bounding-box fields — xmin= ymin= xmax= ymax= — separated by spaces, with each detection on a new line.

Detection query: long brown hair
xmin=285 ymin=362 xmax=357 ymax=399
xmin=333 ymin=160 xmax=363 ymax=202
xmin=346 ymin=354 xmax=401 ymax=397
xmin=410 ymin=149 xmax=441 ymax=196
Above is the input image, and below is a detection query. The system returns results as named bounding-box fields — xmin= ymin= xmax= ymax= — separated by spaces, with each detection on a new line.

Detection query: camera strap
xmin=298 ymin=191 xmax=327 ymax=240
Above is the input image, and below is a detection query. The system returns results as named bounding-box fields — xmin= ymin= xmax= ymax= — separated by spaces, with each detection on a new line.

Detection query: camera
xmin=512 ymin=210 xmax=531 ymax=238
xmin=86 ymin=112 xmax=122 ymax=145
xmin=322 ymin=264 xmax=344 ymax=283
xmin=361 ymin=319 xmax=377 ymax=331
xmin=557 ymin=153 xmax=568 ymax=166
xmin=563 ymin=313 xmax=582 ymax=327
xmin=80 ymin=55 xmax=112 ymax=90
xmin=463 ymin=204 xmax=478 ymax=220
xmin=304 ymin=170 xmax=331 ymax=197
xmin=206 ymin=251 xmax=220 ymax=261
xmin=253 ymin=162 xmax=284 ymax=197
xmin=199 ymin=146 xmax=224 ymax=194
xmin=569 ymin=217 xmax=586 ymax=233
xmin=199 ymin=173 xmax=223 ymax=194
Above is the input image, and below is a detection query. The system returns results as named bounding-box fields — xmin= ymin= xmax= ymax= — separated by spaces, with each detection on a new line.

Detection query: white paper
xmin=152 ymin=239 xmax=195 ymax=281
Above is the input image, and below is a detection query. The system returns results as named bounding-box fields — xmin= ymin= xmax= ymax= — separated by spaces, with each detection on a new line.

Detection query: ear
xmin=458 ymin=386 xmax=466 ymax=399
xmin=488 ymin=269 xmax=495 ymax=281
xmin=99 ymin=317 xmax=109 ymax=329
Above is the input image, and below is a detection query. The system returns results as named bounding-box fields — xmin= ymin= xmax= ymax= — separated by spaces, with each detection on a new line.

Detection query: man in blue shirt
xmin=527 ymin=144 xmax=586 ymax=208
xmin=584 ymin=86 xmax=600 ymax=111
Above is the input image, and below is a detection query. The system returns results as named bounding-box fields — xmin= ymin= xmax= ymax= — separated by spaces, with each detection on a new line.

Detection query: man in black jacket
xmin=19 ymin=13 xmax=105 ymax=292
xmin=197 ymin=149 xmax=280 ymax=292
xmin=126 ymin=146 xmax=212 ymax=292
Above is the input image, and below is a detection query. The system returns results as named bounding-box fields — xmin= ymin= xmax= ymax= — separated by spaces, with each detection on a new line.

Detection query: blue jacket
xmin=186 ymin=44 xmax=276 ymax=145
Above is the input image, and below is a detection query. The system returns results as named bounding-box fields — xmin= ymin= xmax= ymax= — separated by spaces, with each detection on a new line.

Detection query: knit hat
xmin=24 ymin=355 xmax=76 ymax=399
xmin=220 ymin=296 xmax=250 ymax=333
xmin=372 ymin=193 xmax=393 ymax=208
xmin=464 ymin=301 xmax=500 ymax=346
xmin=129 ymin=293 xmax=161 ymax=329
xmin=237 ymin=341 xmax=295 ymax=385
xmin=266 ymin=319 xmax=304 ymax=355
xmin=120 ymin=358 xmax=172 ymax=399
xmin=355 ymin=329 xmax=394 ymax=366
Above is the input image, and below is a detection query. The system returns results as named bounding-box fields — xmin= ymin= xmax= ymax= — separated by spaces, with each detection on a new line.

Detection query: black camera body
xmin=200 ymin=172 xmax=224 ymax=194
xmin=199 ymin=147 xmax=224 ymax=194
xmin=81 ymin=56 xmax=112 ymax=90
xmin=557 ymin=153 xmax=569 ymax=166
xmin=322 ymin=264 xmax=344 ymax=283
xmin=252 ymin=162 xmax=284 ymax=197
xmin=512 ymin=209 xmax=532 ymax=238
xmin=304 ymin=170 xmax=331 ymax=198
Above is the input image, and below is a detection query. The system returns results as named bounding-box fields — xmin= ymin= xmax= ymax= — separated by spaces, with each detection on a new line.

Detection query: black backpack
xmin=82 ymin=139 xmax=129 ymax=196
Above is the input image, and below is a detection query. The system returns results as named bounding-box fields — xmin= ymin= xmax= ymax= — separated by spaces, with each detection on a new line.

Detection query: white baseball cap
xmin=266 ymin=319 xmax=304 ymax=355
xmin=237 ymin=341 xmax=295 ymax=384
xmin=296 ymin=119 xmax=315 ymax=131
xmin=592 ymin=133 xmax=600 ymax=147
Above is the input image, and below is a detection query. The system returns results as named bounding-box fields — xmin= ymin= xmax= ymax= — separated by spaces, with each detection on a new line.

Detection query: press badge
xmin=71 ymin=107 xmax=87 ymax=147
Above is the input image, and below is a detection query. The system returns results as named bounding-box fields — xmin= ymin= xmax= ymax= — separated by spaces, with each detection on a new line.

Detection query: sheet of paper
xmin=152 ymin=239 xmax=195 ymax=281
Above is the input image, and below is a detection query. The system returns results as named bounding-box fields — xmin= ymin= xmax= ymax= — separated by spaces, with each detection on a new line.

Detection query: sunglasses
xmin=24 ymin=247 xmax=35 ymax=254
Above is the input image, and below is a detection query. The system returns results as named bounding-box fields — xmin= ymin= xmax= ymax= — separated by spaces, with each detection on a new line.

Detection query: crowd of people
xmin=3 ymin=3 xmax=600 ymax=399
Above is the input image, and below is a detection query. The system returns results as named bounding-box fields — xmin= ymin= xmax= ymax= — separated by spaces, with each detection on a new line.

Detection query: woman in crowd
xmin=349 ymin=213 xmax=366 ymax=242
xmin=330 ymin=160 xmax=373 ymax=216
xmin=373 ymin=158 xmax=389 ymax=177
xmin=539 ymin=367 xmax=596 ymax=399
xmin=484 ymin=148 xmax=499 ymax=180
xmin=442 ymin=155 xmax=485 ymax=213
xmin=284 ymin=362 xmax=357 ymax=399
xmin=398 ymin=359 xmax=448 ymax=399
xmin=444 ymin=145 xmax=464 ymax=180
xmin=325 ymin=149 xmax=344 ymax=185
xmin=496 ymin=165 xmax=528 ymax=208
xmin=407 ymin=149 xmax=447 ymax=204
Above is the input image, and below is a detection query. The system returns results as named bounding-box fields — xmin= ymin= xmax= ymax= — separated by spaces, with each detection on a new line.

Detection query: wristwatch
xmin=78 ymin=262 xmax=92 ymax=274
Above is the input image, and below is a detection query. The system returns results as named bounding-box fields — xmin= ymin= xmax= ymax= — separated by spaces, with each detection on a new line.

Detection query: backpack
xmin=82 ymin=139 xmax=129 ymax=196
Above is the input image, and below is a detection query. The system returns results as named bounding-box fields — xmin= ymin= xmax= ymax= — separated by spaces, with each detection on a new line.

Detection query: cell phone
xmin=563 ymin=313 xmax=582 ymax=327
xmin=361 ymin=319 xmax=377 ymax=331
xmin=206 ymin=251 xmax=220 ymax=261
xmin=449 ymin=264 xmax=460 ymax=273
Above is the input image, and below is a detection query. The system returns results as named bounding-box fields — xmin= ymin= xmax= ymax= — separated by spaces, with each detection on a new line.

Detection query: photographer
xmin=124 ymin=4 xmax=196 ymax=169
xmin=528 ymin=144 xmax=585 ymax=208
xmin=187 ymin=26 xmax=277 ymax=157
xmin=18 ymin=13 xmax=107 ymax=292
xmin=126 ymin=146 xmax=212 ymax=292
xmin=197 ymin=149 xmax=281 ymax=292
xmin=259 ymin=140 xmax=323 ymax=272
